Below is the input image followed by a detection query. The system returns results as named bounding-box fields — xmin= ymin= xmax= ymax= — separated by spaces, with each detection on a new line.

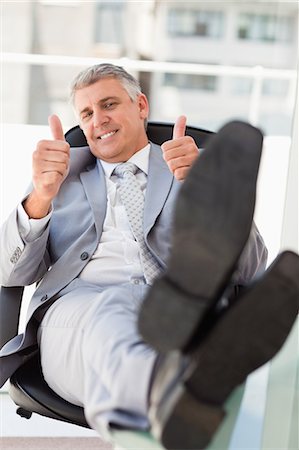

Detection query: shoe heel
xmin=139 ymin=277 xmax=206 ymax=352
xmin=151 ymin=382 xmax=224 ymax=450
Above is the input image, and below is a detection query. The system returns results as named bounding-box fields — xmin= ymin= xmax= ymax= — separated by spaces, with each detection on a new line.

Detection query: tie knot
xmin=114 ymin=162 xmax=138 ymax=178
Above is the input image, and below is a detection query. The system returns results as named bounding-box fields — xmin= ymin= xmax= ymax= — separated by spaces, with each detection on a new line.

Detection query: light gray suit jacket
xmin=0 ymin=143 xmax=267 ymax=387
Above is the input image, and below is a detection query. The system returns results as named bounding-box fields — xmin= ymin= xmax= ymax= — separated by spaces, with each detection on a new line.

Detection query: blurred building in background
xmin=2 ymin=0 xmax=298 ymax=135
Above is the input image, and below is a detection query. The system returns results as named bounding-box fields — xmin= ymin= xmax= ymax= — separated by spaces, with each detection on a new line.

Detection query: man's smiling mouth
xmin=98 ymin=131 xmax=117 ymax=140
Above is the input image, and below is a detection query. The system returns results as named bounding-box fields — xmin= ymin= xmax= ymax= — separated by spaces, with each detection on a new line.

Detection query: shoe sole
xmin=139 ymin=121 xmax=263 ymax=352
xmin=150 ymin=251 xmax=299 ymax=449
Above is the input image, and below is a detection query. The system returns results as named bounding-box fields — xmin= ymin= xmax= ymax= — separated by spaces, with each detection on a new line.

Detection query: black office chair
xmin=0 ymin=122 xmax=213 ymax=430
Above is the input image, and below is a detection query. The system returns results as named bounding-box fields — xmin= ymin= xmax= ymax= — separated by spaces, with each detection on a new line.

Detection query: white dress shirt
xmin=17 ymin=144 xmax=151 ymax=287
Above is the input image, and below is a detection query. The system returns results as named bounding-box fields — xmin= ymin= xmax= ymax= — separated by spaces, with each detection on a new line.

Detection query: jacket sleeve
xmin=232 ymin=221 xmax=268 ymax=286
xmin=0 ymin=207 xmax=51 ymax=287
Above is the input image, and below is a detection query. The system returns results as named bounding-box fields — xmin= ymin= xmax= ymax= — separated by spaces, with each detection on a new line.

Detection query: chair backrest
xmin=65 ymin=121 xmax=213 ymax=148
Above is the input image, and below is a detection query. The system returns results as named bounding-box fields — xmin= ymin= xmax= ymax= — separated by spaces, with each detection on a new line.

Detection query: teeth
xmin=100 ymin=131 xmax=116 ymax=140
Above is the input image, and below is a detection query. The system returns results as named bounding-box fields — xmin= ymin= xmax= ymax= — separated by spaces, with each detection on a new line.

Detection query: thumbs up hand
xmin=23 ymin=115 xmax=70 ymax=219
xmin=49 ymin=114 xmax=66 ymax=141
xmin=161 ymin=115 xmax=199 ymax=181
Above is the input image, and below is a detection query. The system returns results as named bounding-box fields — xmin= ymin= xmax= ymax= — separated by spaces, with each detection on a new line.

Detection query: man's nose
xmin=93 ymin=109 xmax=109 ymax=128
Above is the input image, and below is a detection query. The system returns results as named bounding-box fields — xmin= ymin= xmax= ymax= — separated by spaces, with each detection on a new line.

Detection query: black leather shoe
xmin=149 ymin=251 xmax=299 ymax=450
xmin=139 ymin=121 xmax=263 ymax=352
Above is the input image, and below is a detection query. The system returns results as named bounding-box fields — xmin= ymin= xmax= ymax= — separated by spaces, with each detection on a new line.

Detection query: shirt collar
xmin=98 ymin=143 xmax=151 ymax=178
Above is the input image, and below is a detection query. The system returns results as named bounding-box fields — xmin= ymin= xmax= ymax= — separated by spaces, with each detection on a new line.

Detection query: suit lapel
xmin=80 ymin=162 xmax=107 ymax=239
xmin=144 ymin=143 xmax=174 ymax=234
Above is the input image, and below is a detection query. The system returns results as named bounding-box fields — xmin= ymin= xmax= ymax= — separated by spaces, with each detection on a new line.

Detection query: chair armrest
xmin=0 ymin=286 xmax=24 ymax=349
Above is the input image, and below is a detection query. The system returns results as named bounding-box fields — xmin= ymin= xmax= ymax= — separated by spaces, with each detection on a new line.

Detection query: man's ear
xmin=138 ymin=94 xmax=149 ymax=119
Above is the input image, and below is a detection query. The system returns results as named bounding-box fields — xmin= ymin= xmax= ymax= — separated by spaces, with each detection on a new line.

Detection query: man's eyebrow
xmin=99 ymin=96 xmax=120 ymax=104
xmin=79 ymin=97 xmax=120 ymax=116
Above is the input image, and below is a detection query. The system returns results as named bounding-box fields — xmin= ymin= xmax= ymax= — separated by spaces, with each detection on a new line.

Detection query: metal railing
xmin=1 ymin=52 xmax=297 ymax=126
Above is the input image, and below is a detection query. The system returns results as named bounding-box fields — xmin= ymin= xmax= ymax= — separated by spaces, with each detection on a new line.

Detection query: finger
xmin=48 ymin=114 xmax=65 ymax=141
xmin=174 ymin=166 xmax=189 ymax=181
xmin=162 ymin=136 xmax=195 ymax=157
xmin=36 ymin=140 xmax=69 ymax=155
xmin=173 ymin=115 xmax=187 ymax=140
xmin=166 ymin=152 xmax=198 ymax=172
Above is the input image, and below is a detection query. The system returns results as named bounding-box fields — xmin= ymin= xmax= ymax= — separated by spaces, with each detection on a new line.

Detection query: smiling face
xmin=74 ymin=77 xmax=149 ymax=163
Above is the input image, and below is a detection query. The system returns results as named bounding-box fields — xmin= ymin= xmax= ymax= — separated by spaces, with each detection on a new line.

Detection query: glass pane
xmin=94 ymin=2 xmax=125 ymax=44
xmin=237 ymin=13 xmax=294 ymax=42
xmin=168 ymin=8 xmax=224 ymax=38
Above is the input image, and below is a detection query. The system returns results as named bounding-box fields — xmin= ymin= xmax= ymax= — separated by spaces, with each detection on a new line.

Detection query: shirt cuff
xmin=17 ymin=202 xmax=52 ymax=242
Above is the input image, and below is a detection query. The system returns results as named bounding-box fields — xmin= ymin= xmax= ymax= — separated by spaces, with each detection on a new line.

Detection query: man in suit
xmin=1 ymin=63 xmax=298 ymax=449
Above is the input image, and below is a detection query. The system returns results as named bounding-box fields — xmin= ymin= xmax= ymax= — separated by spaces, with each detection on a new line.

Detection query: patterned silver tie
xmin=114 ymin=162 xmax=161 ymax=285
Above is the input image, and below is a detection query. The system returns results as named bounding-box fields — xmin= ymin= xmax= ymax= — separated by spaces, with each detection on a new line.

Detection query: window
xmin=231 ymin=77 xmax=253 ymax=95
xmin=262 ymin=79 xmax=289 ymax=96
xmin=94 ymin=1 xmax=125 ymax=44
xmin=164 ymin=73 xmax=218 ymax=91
xmin=230 ymin=78 xmax=290 ymax=97
xmin=237 ymin=13 xmax=293 ymax=42
xmin=168 ymin=9 xmax=224 ymax=38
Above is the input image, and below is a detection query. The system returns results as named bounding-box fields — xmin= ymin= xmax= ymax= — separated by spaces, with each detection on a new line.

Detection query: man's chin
xmin=90 ymin=146 xmax=124 ymax=163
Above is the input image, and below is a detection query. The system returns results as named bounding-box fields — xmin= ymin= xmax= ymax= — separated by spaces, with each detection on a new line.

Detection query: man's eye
xmin=104 ymin=102 xmax=117 ymax=109
xmin=82 ymin=111 xmax=93 ymax=120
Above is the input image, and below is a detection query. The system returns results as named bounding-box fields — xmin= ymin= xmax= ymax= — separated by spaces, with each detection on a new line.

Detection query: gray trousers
xmin=37 ymin=279 xmax=156 ymax=432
